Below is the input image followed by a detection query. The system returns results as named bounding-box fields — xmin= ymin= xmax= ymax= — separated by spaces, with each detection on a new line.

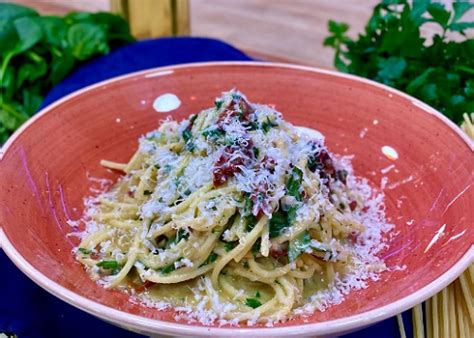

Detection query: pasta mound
xmin=75 ymin=90 xmax=392 ymax=325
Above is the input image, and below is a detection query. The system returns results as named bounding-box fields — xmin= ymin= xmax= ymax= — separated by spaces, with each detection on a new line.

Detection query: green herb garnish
xmin=269 ymin=210 xmax=290 ymax=238
xmin=286 ymin=167 xmax=303 ymax=201
xmin=245 ymin=298 xmax=262 ymax=309
xmin=188 ymin=114 xmax=198 ymax=125
xmin=261 ymin=116 xmax=277 ymax=133
xmin=97 ymin=260 xmax=120 ymax=270
xmin=203 ymin=128 xmax=224 ymax=138
xmin=324 ymin=0 xmax=474 ymax=124
xmin=252 ymin=146 xmax=260 ymax=158
xmin=175 ymin=228 xmax=189 ymax=243
xmin=182 ymin=129 xmax=195 ymax=152
xmin=215 ymin=99 xmax=223 ymax=110
xmin=251 ymin=239 xmax=261 ymax=258
xmin=159 ymin=261 xmax=177 ymax=275
xmin=223 ymin=241 xmax=237 ymax=252
xmin=199 ymin=252 xmax=218 ymax=267
xmin=256 ymin=290 xmax=261 ymax=298
xmin=78 ymin=247 xmax=91 ymax=255
xmin=288 ymin=231 xmax=311 ymax=262
xmin=143 ymin=190 xmax=152 ymax=196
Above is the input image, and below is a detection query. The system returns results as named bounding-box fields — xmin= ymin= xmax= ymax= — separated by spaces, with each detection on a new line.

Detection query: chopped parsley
xmin=252 ymin=146 xmax=260 ymax=158
xmin=245 ymin=298 xmax=262 ymax=309
xmin=336 ymin=169 xmax=348 ymax=184
xmin=199 ymin=252 xmax=218 ymax=267
xmin=256 ymin=290 xmax=261 ymax=298
xmin=287 ymin=167 xmax=303 ymax=201
xmin=252 ymin=239 xmax=261 ymax=257
xmin=243 ymin=193 xmax=257 ymax=232
xmin=223 ymin=241 xmax=237 ymax=252
xmin=159 ymin=261 xmax=177 ymax=275
xmin=78 ymin=248 xmax=91 ymax=255
xmin=288 ymin=231 xmax=311 ymax=262
xmin=97 ymin=260 xmax=120 ymax=270
xmin=261 ymin=116 xmax=278 ymax=133
xmin=175 ymin=228 xmax=189 ymax=243
xmin=143 ymin=190 xmax=152 ymax=196
xmin=202 ymin=128 xmax=225 ymax=140
xmin=269 ymin=210 xmax=290 ymax=238
xmin=287 ymin=205 xmax=298 ymax=224
xmin=215 ymin=99 xmax=223 ymax=110
xmin=182 ymin=129 xmax=195 ymax=152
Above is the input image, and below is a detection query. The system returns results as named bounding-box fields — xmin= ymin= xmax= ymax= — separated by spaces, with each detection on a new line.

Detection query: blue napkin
xmin=1 ymin=37 xmax=412 ymax=338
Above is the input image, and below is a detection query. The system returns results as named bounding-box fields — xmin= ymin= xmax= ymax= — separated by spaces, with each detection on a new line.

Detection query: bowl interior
xmin=0 ymin=63 xmax=472 ymax=330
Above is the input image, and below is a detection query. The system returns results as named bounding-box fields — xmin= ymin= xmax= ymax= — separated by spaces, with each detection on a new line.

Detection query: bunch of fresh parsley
xmin=0 ymin=3 xmax=135 ymax=143
xmin=324 ymin=0 xmax=473 ymax=124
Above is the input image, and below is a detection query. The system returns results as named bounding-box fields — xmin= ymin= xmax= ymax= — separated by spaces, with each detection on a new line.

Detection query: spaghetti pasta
xmin=75 ymin=90 xmax=392 ymax=325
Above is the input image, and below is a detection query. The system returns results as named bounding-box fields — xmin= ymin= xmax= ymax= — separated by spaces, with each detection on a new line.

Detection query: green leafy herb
xmin=252 ymin=239 xmax=261 ymax=257
xmin=78 ymin=247 xmax=91 ymax=255
xmin=97 ymin=260 xmax=120 ymax=270
xmin=261 ymin=116 xmax=277 ymax=133
xmin=269 ymin=210 xmax=290 ymax=238
xmin=199 ymin=252 xmax=218 ymax=267
xmin=182 ymin=129 xmax=195 ymax=152
xmin=287 ymin=205 xmax=298 ymax=224
xmin=0 ymin=3 xmax=135 ymax=143
xmin=175 ymin=228 xmax=189 ymax=243
xmin=159 ymin=261 xmax=177 ymax=275
xmin=256 ymin=290 xmax=261 ymax=298
xmin=223 ymin=241 xmax=237 ymax=252
xmin=143 ymin=190 xmax=152 ymax=196
xmin=245 ymin=298 xmax=262 ymax=309
xmin=252 ymin=146 xmax=260 ymax=158
xmin=188 ymin=114 xmax=198 ymax=125
xmin=286 ymin=167 xmax=303 ymax=201
xmin=242 ymin=193 xmax=257 ymax=231
xmin=288 ymin=231 xmax=311 ymax=262
xmin=202 ymin=127 xmax=226 ymax=145
xmin=215 ymin=99 xmax=223 ymax=110
xmin=324 ymin=0 xmax=474 ymax=124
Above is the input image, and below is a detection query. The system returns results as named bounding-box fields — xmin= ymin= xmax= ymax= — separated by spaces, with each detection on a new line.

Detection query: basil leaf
xmin=68 ymin=22 xmax=109 ymax=60
xmin=11 ymin=16 xmax=43 ymax=55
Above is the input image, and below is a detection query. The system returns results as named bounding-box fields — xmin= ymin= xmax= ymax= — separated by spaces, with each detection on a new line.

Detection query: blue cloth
xmin=1 ymin=37 xmax=412 ymax=338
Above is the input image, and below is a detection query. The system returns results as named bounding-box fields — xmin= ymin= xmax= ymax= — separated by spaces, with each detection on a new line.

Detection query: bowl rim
xmin=0 ymin=61 xmax=473 ymax=337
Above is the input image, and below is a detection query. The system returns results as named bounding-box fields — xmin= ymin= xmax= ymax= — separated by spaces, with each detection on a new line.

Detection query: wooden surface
xmin=9 ymin=0 xmax=381 ymax=69
xmin=189 ymin=0 xmax=379 ymax=68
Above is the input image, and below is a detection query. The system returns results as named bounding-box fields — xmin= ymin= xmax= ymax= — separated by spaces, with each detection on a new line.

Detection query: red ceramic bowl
xmin=0 ymin=62 xmax=472 ymax=337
